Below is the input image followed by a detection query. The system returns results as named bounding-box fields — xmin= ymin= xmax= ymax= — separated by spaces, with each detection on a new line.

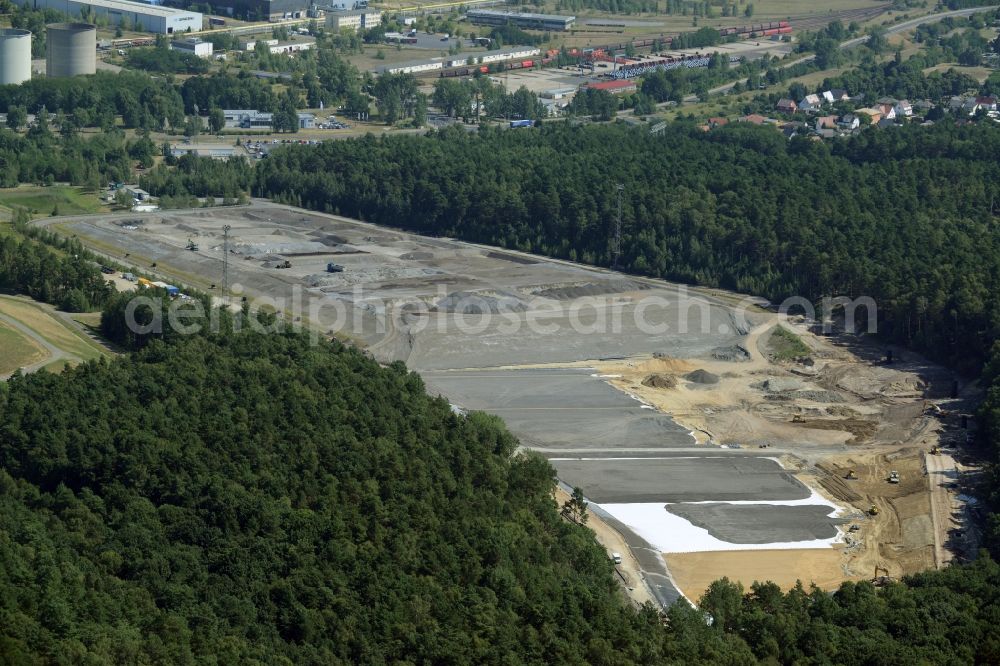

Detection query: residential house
xmin=837 ymin=114 xmax=860 ymax=130
xmin=877 ymin=103 xmax=897 ymax=120
xmin=776 ymin=98 xmax=798 ymax=114
xmin=821 ymin=90 xmax=835 ymax=104
xmin=876 ymin=96 xmax=898 ymax=106
xmin=738 ymin=113 xmax=769 ymax=125
xmin=894 ymin=99 xmax=913 ymax=117
xmin=855 ymin=108 xmax=883 ymax=124
xmin=829 ymin=89 xmax=850 ymax=102
xmin=976 ymin=96 xmax=998 ymax=111
xmin=707 ymin=117 xmax=729 ymax=129
xmin=949 ymin=96 xmax=968 ymax=113
xmin=912 ymin=99 xmax=935 ymax=114
xmin=798 ymin=93 xmax=823 ymax=112
xmin=815 ymin=115 xmax=838 ymax=131
xmin=877 ymin=117 xmax=896 ymax=129
xmin=963 ymin=97 xmax=981 ymax=116
xmin=782 ymin=121 xmax=808 ymax=138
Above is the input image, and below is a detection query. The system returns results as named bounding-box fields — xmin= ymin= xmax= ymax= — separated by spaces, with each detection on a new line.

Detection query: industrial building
xmin=0 ymin=29 xmax=32 ymax=85
xmin=326 ymin=9 xmax=382 ymax=33
xmin=381 ymin=47 xmax=540 ymax=75
xmin=46 ymin=23 xmax=96 ymax=78
xmin=194 ymin=0 xmax=306 ymax=22
xmin=584 ymin=79 xmax=638 ymax=95
xmin=240 ymin=37 xmax=314 ymax=53
xmin=170 ymin=37 xmax=213 ymax=58
xmin=171 ymin=144 xmax=240 ymax=160
xmin=222 ymin=109 xmax=315 ymax=129
xmin=466 ymin=9 xmax=575 ymax=32
xmin=27 ymin=0 xmax=202 ymax=34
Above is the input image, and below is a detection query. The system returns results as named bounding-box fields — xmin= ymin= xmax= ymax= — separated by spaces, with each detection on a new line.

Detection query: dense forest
xmin=0 ymin=324 xmax=664 ymax=663
xmin=0 ymin=223 xmax=113 ymax=311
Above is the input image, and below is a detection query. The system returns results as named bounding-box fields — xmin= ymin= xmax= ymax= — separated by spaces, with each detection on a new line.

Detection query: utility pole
xmin=222 ymin=224 xmax=231 ymax=307
xmin=610 ymin=183 xmax=624 ymax=270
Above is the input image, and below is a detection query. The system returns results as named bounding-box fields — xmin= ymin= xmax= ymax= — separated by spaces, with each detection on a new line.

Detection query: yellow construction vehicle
xmin=930 ymin=445 xmax=941 ymax=455
xmin=872 ymin=565 xmax=893 ymax=586
xmin=845 ymin=470 xmax=858 ymax=480
xmin=868 ymin=504 xmax=880 ymax=516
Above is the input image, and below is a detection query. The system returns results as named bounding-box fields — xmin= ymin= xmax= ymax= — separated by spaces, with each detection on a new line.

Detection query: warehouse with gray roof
xmin=25 ymin=0 xmax=202 ymax=34
xmin=466 ymin=9 xmax=575 ymax=32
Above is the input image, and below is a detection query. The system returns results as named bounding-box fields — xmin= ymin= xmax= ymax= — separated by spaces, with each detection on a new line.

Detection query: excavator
xmin=930 ymin=445 xmax=941 ymax=455
xmin=868 ymin=504 xmax=880 ymax=516
xmin=872 ymin=565 xmax=894 ymax=586
xmin=845 ymin=470 xmax=858 ymax=480
xmin=186 ymin=238 xmax=199 ymax=251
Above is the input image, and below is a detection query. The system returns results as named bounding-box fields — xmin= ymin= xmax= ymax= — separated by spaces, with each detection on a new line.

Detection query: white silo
xmin=0 ymin=29 xmax=32 ymax=85
xmin=46 ymin=23 xmax=96 ymax=78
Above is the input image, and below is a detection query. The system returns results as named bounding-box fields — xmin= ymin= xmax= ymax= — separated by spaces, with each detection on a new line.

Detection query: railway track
xmin=415 ymin=4 xmax=892 ymax=79
xmin=788 ymin=4 xmax=893 ymax=32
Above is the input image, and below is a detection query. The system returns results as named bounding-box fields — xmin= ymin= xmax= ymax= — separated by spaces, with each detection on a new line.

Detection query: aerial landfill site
xmin=50 ymin=202 xmax=975 ymax=607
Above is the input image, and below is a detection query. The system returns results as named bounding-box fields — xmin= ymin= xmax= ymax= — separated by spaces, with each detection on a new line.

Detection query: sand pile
xmin=684 ymin=369 xmax=720 ymax=385
xmin=642 ymin=374 xmax=677 ymax=389
xmin=712 ymin=344 xmax=751 ymax=362
xmin=434 ymin=291 xmax=528 ymax=314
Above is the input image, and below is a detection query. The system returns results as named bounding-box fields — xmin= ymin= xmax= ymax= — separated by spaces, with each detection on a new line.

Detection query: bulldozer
xmin=868 ymin=504 xmax=880 ymax=516
xmin=845 ymin=470 xmax=858 ymax=480
xmin=888 ymin=470 xmax=900 ymax=484
xmin=186 ymin=238 xmax=199 ymax=251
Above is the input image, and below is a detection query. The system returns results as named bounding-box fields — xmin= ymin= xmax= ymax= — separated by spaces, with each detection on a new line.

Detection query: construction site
xmin=40 ymin=201 xmax=980 ymax=608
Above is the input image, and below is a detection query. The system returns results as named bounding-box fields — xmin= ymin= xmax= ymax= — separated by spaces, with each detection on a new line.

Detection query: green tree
xmin=208 ymin=107 xmax=225 ymax=133
xmin=6 ymin=105 xmax=27 ymax=131
xmin=561 ymin=486 xmax=589 ymax=524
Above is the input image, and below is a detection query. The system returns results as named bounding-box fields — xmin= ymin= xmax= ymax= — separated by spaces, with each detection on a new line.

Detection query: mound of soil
xmin=684 ymin=369 xmax=720 ymax=385
xmin=400 ymin=251 xmax=434 ymax=261
xmin=826 ymin=405 xmax=861 ymax=417
xmin=315 ymin=233 xmax=350 ymax=245
xmin=759 ymin=378 xmax=803 ymax=393
xmin=711 ymin=344 xmax=751 ymax=362
xmin=434 ymin=291 xmax=528 ymax=314
xmin=793 ymin=389 xmax=845 ymax=403
xmin=642 ymin=374 xmax=677 ymax=389
xmin=533 ymin=279 xmax=647 ymax=300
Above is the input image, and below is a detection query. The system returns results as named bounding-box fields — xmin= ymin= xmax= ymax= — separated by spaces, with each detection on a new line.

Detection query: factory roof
xmin=68 ymin=0 xmax=199 ymax=18
xmin=467 ymin=9 xmax=576 ymax=22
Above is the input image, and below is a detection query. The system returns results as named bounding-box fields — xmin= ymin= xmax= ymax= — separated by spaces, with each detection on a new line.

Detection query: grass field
xmin=0 ymin=320 xmax=49 ymax=375
xmin=0 ymin=295 xmax=109 ymax=365
xmin=0 ymin=185 xmax=107 ymax=221
xmin=923 ymin=63 xmax=995 ymax=84
xmin=766 ymin=325 xmax=811 ymax=361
